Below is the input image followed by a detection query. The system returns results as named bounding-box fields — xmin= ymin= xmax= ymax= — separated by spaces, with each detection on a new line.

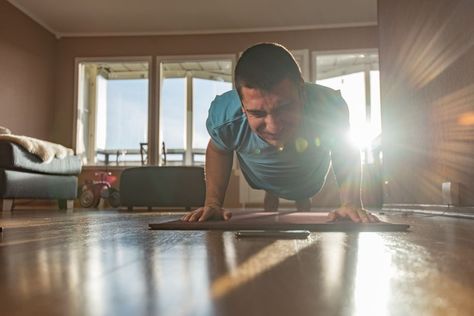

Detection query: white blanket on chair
xmin=0 ymin=133 xmax=74 ymax=163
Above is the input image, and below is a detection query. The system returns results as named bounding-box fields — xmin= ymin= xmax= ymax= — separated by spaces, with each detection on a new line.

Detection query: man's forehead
xmin=243 ymin=94 xmax=286 ymax=109
xmin=241 ymin=85 xmax=298 ymax=108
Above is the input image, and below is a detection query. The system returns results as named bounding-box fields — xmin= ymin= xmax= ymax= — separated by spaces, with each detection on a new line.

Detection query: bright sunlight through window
xmin=315 ymin=52 xmax=381 ymax=158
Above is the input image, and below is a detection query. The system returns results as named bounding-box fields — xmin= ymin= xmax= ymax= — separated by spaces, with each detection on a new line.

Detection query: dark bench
xmin=120 ymin=166 xmax=205 ymax=211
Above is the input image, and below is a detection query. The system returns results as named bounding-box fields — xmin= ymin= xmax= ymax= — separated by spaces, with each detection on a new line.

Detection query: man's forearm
xmin=332 ymin=149 xmax=362 ymax=208
xmin=204 ymin=141 xmax=234 ymax=208
xmin=338 ymin=171 xmax=362 ymax=208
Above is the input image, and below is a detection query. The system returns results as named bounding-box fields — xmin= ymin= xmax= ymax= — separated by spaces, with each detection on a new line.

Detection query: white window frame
xmin=311 ymin=49 xmax=379 ymax=80
xmin=155 ymin=54 xmax=236 ymax=166
xmin=290 ymin=49 xmax=310 ymax=82
xmin=73 ymin=56 xmax=153 ymax=166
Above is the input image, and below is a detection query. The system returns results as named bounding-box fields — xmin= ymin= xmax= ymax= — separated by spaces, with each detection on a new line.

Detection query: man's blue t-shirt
xmin=206 ymin=82 xmax=350 ymax=201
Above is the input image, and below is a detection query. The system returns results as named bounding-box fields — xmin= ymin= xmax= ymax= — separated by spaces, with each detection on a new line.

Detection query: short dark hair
xmin=234 ymin=43 xmax=303 ymax=99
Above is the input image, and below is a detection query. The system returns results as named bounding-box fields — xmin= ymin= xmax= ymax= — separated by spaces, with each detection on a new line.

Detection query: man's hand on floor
xmin=327 ymin=206 xmax=380 ymax=223
xmin=181 ymin=206 xmax=232 ymax=222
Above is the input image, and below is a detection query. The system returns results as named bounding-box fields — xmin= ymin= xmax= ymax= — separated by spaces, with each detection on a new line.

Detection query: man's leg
xmin=295 ymin=198 xmax=311 ymax=211
xmin=264 ymin=191 xmax=279 ymax=211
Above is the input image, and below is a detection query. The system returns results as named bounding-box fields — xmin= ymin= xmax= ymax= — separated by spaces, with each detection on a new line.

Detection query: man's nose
xmin=264 ymin=114 xmax=282 ymax=133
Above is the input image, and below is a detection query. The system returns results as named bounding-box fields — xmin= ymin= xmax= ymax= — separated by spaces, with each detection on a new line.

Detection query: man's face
xmin=241 ymin=78 xmax=304 ymax=148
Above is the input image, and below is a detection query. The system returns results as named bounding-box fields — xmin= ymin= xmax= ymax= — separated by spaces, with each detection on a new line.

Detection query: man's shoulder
xmin=304 ymin=82 xmax=343 ymax=103
xmin=208 ymin=89 xmax=245 ymax=129
xmin=206 ymin=89 xmax=248 ymax=151
xmin=303 ymin=82 xmax=349 ymax=124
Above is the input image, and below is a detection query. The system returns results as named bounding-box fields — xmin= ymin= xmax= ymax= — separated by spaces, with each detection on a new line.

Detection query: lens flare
xmin=295 ymin=137 xmax=308 ymax=153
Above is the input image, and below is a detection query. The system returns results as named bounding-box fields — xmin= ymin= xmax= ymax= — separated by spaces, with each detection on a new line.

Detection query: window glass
xmin=315 ymin=52 xmax=381 ymax=157
xmin=317 ymin=72 xmax=366 ymax=137
xmin=160 ymin=59 xmax=233 ymax=165
xmin=192 ymin=78 xmax=232 ymax=149
xmin=161 ymin=78 xmax=186 ymax=150
xmin=102 ymin=79 xmax=148 ymax=149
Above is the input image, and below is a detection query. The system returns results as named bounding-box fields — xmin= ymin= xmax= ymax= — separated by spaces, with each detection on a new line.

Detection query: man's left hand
xmin=327 ymin=206 xmax=380 ymax=223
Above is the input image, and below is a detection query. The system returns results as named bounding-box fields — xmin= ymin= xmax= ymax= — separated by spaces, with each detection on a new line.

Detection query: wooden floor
xmin=1 ymin=208 xmax=474 ymax=316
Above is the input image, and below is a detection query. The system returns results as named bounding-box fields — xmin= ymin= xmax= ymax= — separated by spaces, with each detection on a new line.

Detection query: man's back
xmin=206 ymin=82 xmax=349 ymax=201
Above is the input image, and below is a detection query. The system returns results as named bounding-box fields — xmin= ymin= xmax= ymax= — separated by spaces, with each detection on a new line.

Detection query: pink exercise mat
xmin=149 ymin=211 xmax=409 ymax=232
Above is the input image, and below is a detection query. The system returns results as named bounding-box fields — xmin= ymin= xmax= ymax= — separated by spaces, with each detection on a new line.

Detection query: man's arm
xmin=332 ymin=143 xmax=362 ymax=208
xmin=325 ymin=92 xmax=378 ymax=223
xmin=204 ymin=140 xmax=234 ymax=210
xmin=328 ymin=144 xmax=379 ymax=223
xmin=181 ymin=140 xmax=234 ymax=222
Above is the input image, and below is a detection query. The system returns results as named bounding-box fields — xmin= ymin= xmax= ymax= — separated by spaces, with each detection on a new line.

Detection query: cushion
xmin=0 ymin=141 xmax=82 ymax=175
xmin=0 ymin=169 xmax=78 ymax=199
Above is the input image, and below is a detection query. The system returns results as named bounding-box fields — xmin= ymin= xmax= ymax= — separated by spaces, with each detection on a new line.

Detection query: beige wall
xmin=0 ymin=1 xmax=57 ymax=140
xmin=379 ymin=0 xmax=474 ymax=205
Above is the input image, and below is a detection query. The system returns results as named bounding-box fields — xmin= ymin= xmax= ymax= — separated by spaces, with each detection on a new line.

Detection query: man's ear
xmin=238 ymin=88 xmax=246 ymax=113
xmin=240 ymin=96 xmax=248 ymax=114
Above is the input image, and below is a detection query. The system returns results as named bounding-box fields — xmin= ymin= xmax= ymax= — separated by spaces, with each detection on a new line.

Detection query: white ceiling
xmin=8 ymin=0 xmax=377 ymax=38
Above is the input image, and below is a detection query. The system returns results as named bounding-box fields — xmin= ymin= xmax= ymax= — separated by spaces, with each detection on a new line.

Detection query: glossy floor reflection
xmin=1 ymin=209 xmax=474 ymax=316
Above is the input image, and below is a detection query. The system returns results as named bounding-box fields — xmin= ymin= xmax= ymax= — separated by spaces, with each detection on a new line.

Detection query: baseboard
xmin=382 ymin=203 xmax=474 ymax=219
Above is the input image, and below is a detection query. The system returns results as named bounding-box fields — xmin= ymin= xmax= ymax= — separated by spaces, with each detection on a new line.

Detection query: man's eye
xmin=250 ymin=112 xmax=265 ymax=118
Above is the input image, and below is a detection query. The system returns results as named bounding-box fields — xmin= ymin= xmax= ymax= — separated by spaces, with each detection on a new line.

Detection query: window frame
xmin=73 ymin=56 xmax=153 ymax=166
xmin=155 ymin=54 xmax=236 ymax=166
xmin=290 ymin=49 xmax=310 ymax=82
xmin=311 ymin=49 xmax=381 ymax=164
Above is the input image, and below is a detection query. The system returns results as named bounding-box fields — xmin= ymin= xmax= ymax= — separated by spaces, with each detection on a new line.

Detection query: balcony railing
xmin=95 ymin=148 xmax=206 ymax=166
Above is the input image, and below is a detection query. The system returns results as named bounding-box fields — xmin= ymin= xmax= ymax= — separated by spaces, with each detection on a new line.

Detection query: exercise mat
xmin=149 ymin=211 xmax=409 ymax=232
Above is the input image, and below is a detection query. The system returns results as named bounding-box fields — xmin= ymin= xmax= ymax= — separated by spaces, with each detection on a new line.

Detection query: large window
xmin=314 ymin=51 xmax=381 ymax=164
xmin=75 ymin=59 xmax=150 ymax=166
xmin=159 ymin=58 xmax=233 ymax=165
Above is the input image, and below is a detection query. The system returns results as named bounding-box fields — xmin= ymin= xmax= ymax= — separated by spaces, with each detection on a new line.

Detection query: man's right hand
xmin=180 ymin=206 xmax=232 ymax=222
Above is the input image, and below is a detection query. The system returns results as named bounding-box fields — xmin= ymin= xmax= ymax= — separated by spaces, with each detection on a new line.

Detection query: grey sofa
xmin=0 ymin=141 xmax=82 ymax=211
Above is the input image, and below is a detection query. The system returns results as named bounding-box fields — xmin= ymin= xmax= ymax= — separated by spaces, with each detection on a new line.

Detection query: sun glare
xmin=349 ymin=125 xmax=380 ymax=150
